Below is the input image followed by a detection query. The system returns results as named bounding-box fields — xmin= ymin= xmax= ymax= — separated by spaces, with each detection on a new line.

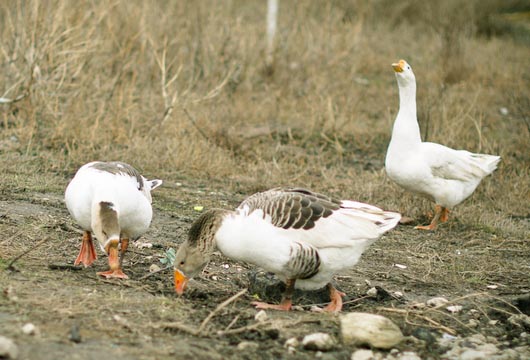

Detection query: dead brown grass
xmin=0 ymin=0 xmax=528 ymax=237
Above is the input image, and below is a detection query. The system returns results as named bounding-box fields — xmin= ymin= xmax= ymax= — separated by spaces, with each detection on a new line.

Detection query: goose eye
xmin=179 ymin=261 xmax=185 ymax=266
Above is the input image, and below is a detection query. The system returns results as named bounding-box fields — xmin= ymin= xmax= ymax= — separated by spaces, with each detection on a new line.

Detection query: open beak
xmin=174 ymin=269 xmax=189 ymax=295
xmin=392 ymin=60 xmax=405 ymax=73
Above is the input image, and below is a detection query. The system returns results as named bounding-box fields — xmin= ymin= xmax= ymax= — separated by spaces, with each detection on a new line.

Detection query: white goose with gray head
xmin=65 ymin=161 xmax=162 ymax=278
xmin=385 ymin=60 xmax=500 ymax=230
xmin=174 ymin=188 xmax=400 ymax=312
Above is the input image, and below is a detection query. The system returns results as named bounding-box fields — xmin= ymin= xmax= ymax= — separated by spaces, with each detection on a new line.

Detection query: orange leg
xmin=415 ymin=205 xmax=443 ymax=231
xmin=440 ymin=207 xmax=450 ymax=223
xmin=97 ymin=239 xmax=129 ymax=279
xmin=323 ymin=283 xmax=346 ymax=312
xmin=74 ymin=231 xmax=97 ymax=267
xmin=251 ymin=279 xmax=295 ymax=311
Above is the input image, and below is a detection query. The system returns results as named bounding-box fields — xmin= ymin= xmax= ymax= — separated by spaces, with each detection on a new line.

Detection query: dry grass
xmin=0 ymin=0 xmax=528 ymax=236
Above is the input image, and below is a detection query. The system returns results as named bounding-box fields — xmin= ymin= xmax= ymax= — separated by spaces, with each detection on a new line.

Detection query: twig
xmin=0 ymin=93 xmax=27 ymax=104
xmin=196 ymin=288 xmax=248 ymax=335
xmin=378 ymin=307 xmax=457 ymax=335
xmin=152 ymin=289 xmax=248 ymax=337
xmin=216 ymin=320 xmax=272 ymax=336
xmin=181 ymin=107 xmax=211 ymax=142
xmin=48 ymin=264 xmax=83 ymax=271
xmin=6 ymin=236 xmax=51 ymax=271
xmin=137 ymin=265 xmax=171 ymax=281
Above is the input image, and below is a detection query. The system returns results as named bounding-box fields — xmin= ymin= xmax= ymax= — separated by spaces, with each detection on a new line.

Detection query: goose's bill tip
xmin=174 ymin=269 xmax=188 ymax=295
xmin=392 ymin=62 xmax=403 ymax=73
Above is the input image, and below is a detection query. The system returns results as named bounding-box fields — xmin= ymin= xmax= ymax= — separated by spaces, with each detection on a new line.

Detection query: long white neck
xmin=389 ymin=80 xmax=422 ymax=148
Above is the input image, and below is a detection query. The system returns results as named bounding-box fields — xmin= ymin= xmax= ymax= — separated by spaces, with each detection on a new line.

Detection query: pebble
xmin=508 ymin=314 xmax=530 ymax=330
xmin=284 ymin=337 xmax=299 ymax=348
xmin=21 ymin=323 xmax=39 ymax=336
xmin=397 ymin=351 xmax=422 ymax=360
xmin=366 ymin=287 xmax=378 ymax=297
xmin=351 ymin=349 xmax=377 ymax=360
xmin=467 ymin=319 xmax=480 ymax=328
xmin=446 ymin=305 xmax=463 ymax=313
xmin=427 ymin=297 xmax=449 ymax=307
xmin=149 ymin=264 xmax=161 ymax=273
xmin=237 ymin=341 xmax=259 ymax=351
xmin=254 ymin=310 xmax=268 ymax=322
xmin=302 ymin=332 xmax=335 ymax=351
xmin=0 ymin=336 xmax=18 ymax=359
xmin=340 ymin=312 xmax=403 ymax=349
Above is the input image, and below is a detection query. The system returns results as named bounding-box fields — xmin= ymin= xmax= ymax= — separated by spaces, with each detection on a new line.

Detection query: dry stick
xmin=155 ymin=289 xmax=248 ymax=337
xmin=196 ymin=288 xmax=248 ymax=336
xmin=378 ymin=307 xmax=457 ymax=335
xmin=181 ymin=107 xmax=211 ymax=142
xmin=137 ymin=265 xmax=171 ymax=281
xmin=6 ymin=236 xmax=51 ymax=271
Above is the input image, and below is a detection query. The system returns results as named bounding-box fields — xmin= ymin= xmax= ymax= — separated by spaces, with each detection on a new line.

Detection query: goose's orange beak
xmin=392 ymin=60 xmax=406 ymax=73
xmin=174 ymin=269 xmax=189 ymax=295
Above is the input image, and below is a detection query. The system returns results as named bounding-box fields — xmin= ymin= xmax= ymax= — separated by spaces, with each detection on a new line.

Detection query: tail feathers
xmin=340 ymin=200 xmax=401 ymax=234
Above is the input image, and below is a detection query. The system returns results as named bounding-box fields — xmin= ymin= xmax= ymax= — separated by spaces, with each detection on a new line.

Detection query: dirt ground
xmin=0 ymin=155 xmax=528 ymax=360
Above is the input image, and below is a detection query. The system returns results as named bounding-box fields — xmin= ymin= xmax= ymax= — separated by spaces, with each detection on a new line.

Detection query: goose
xmin=385 ymin=60 xmax=500 ymax=230
xmin=173 ymin=188 xmax=400 ymax=312
xmin=65 ymin=161 xmax=162 ymax=278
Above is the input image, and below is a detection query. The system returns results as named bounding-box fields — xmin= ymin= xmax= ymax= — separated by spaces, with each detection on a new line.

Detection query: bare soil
xmin=0 ymin=159 xmax=528 ymax=360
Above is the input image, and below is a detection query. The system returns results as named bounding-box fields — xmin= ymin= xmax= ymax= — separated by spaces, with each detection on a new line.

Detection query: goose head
xmin=173 ymin=209 xmax=228 ymax=295
xmin=392 ymin=59 xmax=415 ymax=88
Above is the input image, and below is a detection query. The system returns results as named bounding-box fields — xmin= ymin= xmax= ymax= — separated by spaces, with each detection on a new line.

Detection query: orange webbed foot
xmin=323 ymin=285 xmax=345 ymax=312
xmin=74 ymin=231 xmax=97 ymax=267
xmin=97 ymin=269 xmax=129 ymax=279
xmin=251 ymin=300 xmax=292 ymax=311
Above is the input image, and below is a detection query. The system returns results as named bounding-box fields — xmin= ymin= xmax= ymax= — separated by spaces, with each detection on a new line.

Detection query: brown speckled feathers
xmin=240 ymin=188 xmax=341 ymax=230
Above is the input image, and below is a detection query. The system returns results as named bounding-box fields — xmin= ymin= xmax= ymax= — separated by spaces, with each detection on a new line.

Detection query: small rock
xmin=446 ymin=305 xmax=463 ymax=313
xmin=397 ymin=351 xmax=422 ymax=360
xmin=427 ymin=297 xmax=449 ymax=307
xmin=21 ymin=323 xmax=39 ymax=336
xmin=310 ymin=306 xmax=324 ymax=313
xmin=393 ymin=291 xmax=404 ymax=299
xmin=459 ymin=349 xmax=489 ymax=360
xmin=486 ymin=284 xmax=498 ymax=289
xmin=284 ymin=337 xmax=299 ymax=348
xmin=0 ymin=336 xmax=18 ymax=359
xmin=488 ymin=320 xmax=498 ymax=326
xmin=468 ymin=333 xmax=487 ymax=345
xmin=340 ymin=312 xmax=403 ymax=349
xmin=394 ymin=263 xmax=407 ymax=269
xmin=411 ymin=328 xmax=436 ymax=344
xmin=351 ymin=349 xmax=376 ymax=360
xmin=237 ymin=341 xmax=259 ymax=351
xmin=499 ymin=107 xmax=509 ymax=116
xmin=302 ymin=332 xmax=335 ymax=351
xmin=149 ymin=264 xmax=161 ymax=273
xmin=254 ymin=310 xmax=268 ymax=322
xmin=366 ymin=287 xmax=378 ymax=297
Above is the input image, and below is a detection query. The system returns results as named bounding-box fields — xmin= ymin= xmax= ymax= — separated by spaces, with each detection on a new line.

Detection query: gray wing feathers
xmin=284 ymin=241 xmax=321 ymax=279
xmin=240 ymin=188 xmax=341 ymax=230
xmin=89 ymin=161 xmax=144 ymax=190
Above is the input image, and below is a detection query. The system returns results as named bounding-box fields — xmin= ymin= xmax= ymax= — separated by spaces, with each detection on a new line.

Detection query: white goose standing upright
xmin=385 ymin=60 xmax=500 ymax=230
xmin=65 ymin=161 xmax=162 ymax=278
xmin=173 ymin=188 xmax=401 ymax=312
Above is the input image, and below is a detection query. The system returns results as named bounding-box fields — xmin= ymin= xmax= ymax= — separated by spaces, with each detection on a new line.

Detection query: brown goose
xmin=174 ymin=188 xmax=400 ymax=312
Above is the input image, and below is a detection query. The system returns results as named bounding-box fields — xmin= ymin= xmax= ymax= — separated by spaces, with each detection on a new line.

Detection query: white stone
xmin=340 ymin=312 xmax=403 ymax=349
xmin=149 ymin=264 xmax=161 ymax=273
xmin=302 ymin=332 xmax=335 ymax=351
xmin=459 ymin=349 xmax=491 ymax=360
xmin=508 ymin=314 xmax=530 ymax=329
xmin=0 ymin=336 xmax=18 ymax=359
xmin=254 ymin=310 xmax=268 ymax=322
xmin=237 ymin=341 xmax=259 ymax=351
xmin=366 ymin=287 xmax=378 ymax=297
xmin=426 ymin=297 xmax=449 ymax=307
xmin=397 ymin=351 xmax=422 ymax=360
xmin=467 ymin=319 xmax=479 ymax=328
xmin=499 ymin=107 xmax=509 ymax=116
xmin=284 ymin=337 xmax=299 ymax=348
xmin=21 ymin=323 xmax=39 ymax=336
xmin=351 ymin=349 xmax=376 ymax=360
xmin=446 ymin=305 xmax=463 ymax=313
